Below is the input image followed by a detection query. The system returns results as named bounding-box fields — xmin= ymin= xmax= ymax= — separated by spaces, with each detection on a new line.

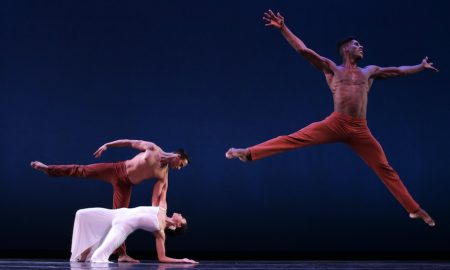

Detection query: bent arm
xmin=104 ymin=139 xmax=156 ymax=151
xmin=94 ymin=139 xmax=157 ymax=158
xmin=370 ymin=57 xmax=438 ymax=79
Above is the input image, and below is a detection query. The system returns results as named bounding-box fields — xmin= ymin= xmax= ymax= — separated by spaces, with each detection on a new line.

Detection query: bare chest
xmin=333 ymin=68 xmax=368 ymax=86
xmin=127 ymin=152 xmax=167 ymax=181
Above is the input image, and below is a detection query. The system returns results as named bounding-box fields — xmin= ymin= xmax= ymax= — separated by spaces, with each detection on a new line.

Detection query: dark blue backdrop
xmin=1 ymin=0 xmax=449 ymax=258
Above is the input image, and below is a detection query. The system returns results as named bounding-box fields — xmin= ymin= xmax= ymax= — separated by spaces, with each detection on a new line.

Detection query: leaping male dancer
xmin=226 ymin=10 xmax=437 ymax=226
xmin=31 ymin=139 xmax=189 ymax=262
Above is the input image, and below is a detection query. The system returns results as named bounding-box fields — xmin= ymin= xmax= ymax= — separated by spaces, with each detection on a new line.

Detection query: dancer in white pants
xmin=70 ymin=180 xmax=197 ymax=263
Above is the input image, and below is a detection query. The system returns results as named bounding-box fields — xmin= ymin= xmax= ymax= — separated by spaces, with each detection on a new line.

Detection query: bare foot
xmin=225 ymin=148 xmax=250 ymax=162
xmin=409 ymin=208 xmax=436 ymax=227
xmin=118 ymin=254 xmax=140 ymax=263
xmin=79 ymin=248 xmax=91 ymax=262
xmin=30 ymin=161 xmax=49 ymax=174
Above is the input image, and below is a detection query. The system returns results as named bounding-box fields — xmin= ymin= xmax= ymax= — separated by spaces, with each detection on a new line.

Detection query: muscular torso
xmin=125 ymin=148 xmax=168 ymax=185
xmin=325 ymin=66 xmax=374 ymax=118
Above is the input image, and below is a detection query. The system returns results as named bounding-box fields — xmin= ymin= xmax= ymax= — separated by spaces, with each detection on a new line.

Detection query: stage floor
xmin=1 ymin=260 xmax=450 ymax=270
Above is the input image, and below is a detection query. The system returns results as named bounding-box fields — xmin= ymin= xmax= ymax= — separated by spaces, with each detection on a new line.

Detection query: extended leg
xmin=226 ymin=115 xmax=344 ymax=161
xmin=349 ymin=130 xmax=435 ymax=226
xmin=31 ymin=161 xmax=117 ymax=183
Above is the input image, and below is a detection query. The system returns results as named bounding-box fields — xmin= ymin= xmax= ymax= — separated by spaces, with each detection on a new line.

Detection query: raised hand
xmin=263 ymin=9 xmax=284 ymax=29
xmin=422 ymin=56 xmax=439 ymax=72
xmin=93 ymin=144 xmax=108 ymax=158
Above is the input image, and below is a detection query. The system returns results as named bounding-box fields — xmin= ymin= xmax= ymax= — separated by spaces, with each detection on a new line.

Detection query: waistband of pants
xmin=330 ymin=111 xmax=367 ymax=124
xmin=115 ymin=161 xmax=134 ymax=186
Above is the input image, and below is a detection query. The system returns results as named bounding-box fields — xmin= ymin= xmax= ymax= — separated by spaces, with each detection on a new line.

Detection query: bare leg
xmin=79 ymin=248 xmax=91 ymax=262
xmin=225 ymin=148 xmax=251 ymax=161
xmin=409 ymin=208 xmax=436 ymax=227
xmin=118 ymin=254 xmax=140 ymax=263
xmin=30 ymin=161 xmax=49 ymax=174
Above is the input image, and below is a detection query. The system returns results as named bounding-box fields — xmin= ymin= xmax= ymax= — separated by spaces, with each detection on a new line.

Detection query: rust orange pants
xmin=248 ymin=111 xmax=420 ymax=213
xmin=47 ymin=161 xmax=132 ymax=255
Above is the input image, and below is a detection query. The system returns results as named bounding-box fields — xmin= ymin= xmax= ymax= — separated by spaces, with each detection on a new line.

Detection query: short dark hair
xmin=337 ymin=36 xmax=356 ymax=56
xmin=165 ymin=221 xmax=188 ymax=237
xmin=174 ymin=148 xmax=190 ymax=164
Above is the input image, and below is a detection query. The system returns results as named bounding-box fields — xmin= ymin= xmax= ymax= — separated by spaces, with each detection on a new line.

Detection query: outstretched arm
xmin=370 ymin=56 xmax=438 ymax=79
xmin=93 ymin=139 xmax=157 ymax=158
xmin=263 ymin=10 xmax=336 ymax=73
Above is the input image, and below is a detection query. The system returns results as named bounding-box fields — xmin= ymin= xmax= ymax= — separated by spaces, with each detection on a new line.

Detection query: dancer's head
xmin=169 ymin=149 xmax=190 ymax=170
xmin=337 ymin=36 xmax=364 ymax=60
xmin=165 ymin=212 xmax=188 ymax=236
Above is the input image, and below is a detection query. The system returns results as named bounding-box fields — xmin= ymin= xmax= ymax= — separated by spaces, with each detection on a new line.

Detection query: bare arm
xmin=154 ymin=232 xmax=197 ymax=263
xmin=153 ymin=182 xmax=197 ymax=263
xmin=152 ymin=176 xmax=168 ymax=207
xmin=263 ymin=10 xmax=336 ymax=73
xmin=370 ymin=56 xmax=438 ymax=79
xmin=93 ymin=139 xmax=156 ymax=158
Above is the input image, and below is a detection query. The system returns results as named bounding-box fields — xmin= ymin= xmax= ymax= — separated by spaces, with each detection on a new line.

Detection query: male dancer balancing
xmin=226 ymin=10 xmax=437 ymax=226
xmin=31 ymin=139 xmax=189 ymax=262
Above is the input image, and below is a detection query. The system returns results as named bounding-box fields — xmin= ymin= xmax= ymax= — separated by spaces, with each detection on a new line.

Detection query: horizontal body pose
xmin=226 ymin=10 xmax=437 ymax=226
xmin=71 ymin=178 xmax=196 ymax=263
xmin=31 ymin=139 xmax=189 ymax=262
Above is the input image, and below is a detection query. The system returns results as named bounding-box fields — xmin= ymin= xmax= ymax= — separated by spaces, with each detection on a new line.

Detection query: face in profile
xmin=171 ymin=213 xmax=187 ymax=228
xmin=346 ymin=40 xmax=364 ymax=60
xmin=169 ymin=156 xmax=188 ymax=170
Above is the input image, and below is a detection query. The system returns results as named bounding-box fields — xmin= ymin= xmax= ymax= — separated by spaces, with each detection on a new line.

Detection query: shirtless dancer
xmin=31 ymin=139 xmax=189 ymax=262
xmin=226 ymin=10 xmax=437 ymax=226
